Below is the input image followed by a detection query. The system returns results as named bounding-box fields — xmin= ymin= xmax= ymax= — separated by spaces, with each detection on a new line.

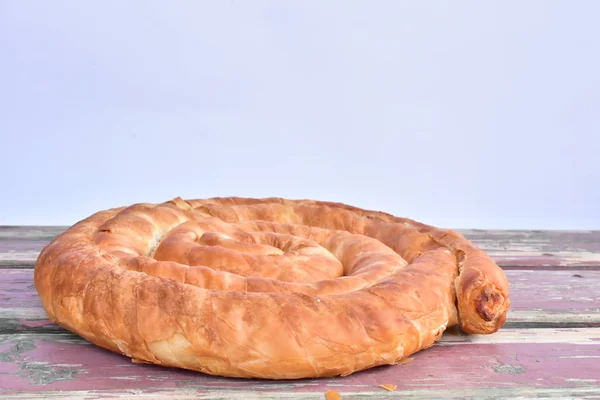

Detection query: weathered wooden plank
xmin=0 ymin=227 xmax=59 ymax=267
xmin=0 ymin=226 xmax=65 ymax=240
xmin=1 ymin=227 xmax=600 ymax=268
xmin=506 ymin=270 xmax=600 ymax=328
xmin=2 ymin=269 xmax=599 ymax=333
xmin=0 ymin=243 xmax=46 ymax=267
xmin=507 ymin=270 xmax=599 ymax=311
xmin=1 ymin=328 xmax=599 ymax=397
xmin=461 ymin=229 xmax=600 ymax=268
xmin=2 ymin=387 xmax=600 ymax=400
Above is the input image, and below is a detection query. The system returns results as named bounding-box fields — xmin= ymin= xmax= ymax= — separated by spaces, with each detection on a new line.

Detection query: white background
xmin=1 ymin=1 xmax=598 ymax=229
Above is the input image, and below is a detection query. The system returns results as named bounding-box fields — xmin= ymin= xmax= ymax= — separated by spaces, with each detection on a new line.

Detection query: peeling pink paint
xmin=2 ymin=228 xmax=600 ymax=397
xmin=16 ymin=319 xmax=59 ymax=329
xmin=0 ymin=337 xmax=599 ymax=393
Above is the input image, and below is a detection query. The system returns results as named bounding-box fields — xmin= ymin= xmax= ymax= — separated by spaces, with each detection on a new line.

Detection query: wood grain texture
xmin=461 ymin=229 xmax=600 ymax=268
xmin=2 ymin=226 xmax=600 ymax=398
xmin=1 ymin=226 xmax=600 ymax=268
xmin=1 ymin=328 xmax=599 ymax=398
xmin=3 ymin=387 xmax=600 ymax=400
xmin=0 ymin=226 xmax=65 ymax=240
xmin=2 ymin=268 xmax=599 ymax=333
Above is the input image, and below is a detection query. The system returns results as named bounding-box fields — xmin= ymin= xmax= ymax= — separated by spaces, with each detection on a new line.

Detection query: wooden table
xmin=1 ymin=227 xmax=599 ymax=399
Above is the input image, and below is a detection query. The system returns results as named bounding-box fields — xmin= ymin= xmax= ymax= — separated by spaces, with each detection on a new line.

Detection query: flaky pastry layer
xmin=34 ymin=197 xmax=510 ymax=379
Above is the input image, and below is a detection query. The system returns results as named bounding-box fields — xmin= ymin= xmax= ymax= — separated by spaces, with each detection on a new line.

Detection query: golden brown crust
xmin=33 ymin=197 xmax=510 ymax=379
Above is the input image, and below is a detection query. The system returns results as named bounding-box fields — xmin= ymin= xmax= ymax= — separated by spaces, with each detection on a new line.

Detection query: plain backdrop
xmin=1 ymin=1 xmax=599 ymax=229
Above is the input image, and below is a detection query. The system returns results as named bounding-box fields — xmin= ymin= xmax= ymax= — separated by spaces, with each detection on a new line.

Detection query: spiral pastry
xmin=34 ymin=197 xmax=510 ymax=379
